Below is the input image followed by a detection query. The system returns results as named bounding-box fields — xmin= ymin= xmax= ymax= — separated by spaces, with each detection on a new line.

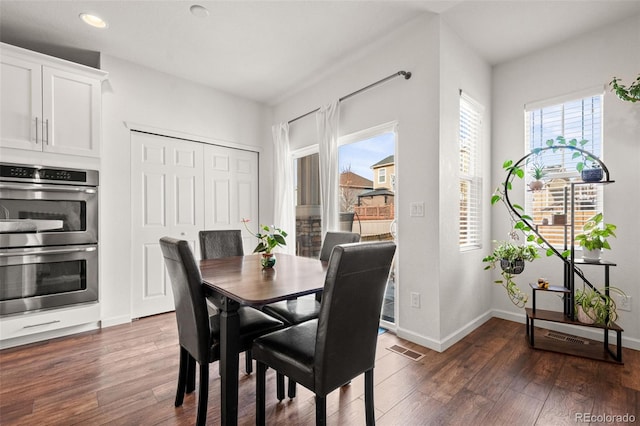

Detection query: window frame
xmin=458 ymin=92 xmax=484 ymax=251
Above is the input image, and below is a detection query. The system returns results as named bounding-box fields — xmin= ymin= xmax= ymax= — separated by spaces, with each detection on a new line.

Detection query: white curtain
xmin=316 ymin=100 xmax=340 ymax=237
xmin=272 ymin=122 xmax=295 ymax=254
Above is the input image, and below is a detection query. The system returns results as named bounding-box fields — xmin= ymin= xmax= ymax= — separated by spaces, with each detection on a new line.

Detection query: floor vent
xmin=387 ymin=344 xmax=425 ymax=361
xmin=545 ymin=331 xmax=590 ymax=345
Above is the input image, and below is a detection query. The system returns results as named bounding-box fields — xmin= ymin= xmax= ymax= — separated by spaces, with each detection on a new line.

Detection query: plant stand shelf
xmin=525 ymin=305 xmax=624 ymax=364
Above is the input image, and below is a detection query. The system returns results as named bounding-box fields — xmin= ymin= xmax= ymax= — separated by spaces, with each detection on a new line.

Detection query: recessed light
xmin=190 ymin=4 xmax=209 ymax=18
xmin=79 ymin=13 xmax=108 ymax=29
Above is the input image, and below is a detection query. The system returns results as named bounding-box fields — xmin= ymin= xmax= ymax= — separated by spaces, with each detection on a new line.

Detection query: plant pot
xmin=581 ymin=167 xmax=603 ymax=182
xmin=528 ymin=180 xmax=544 ymax=191
xmin=261 ymin=253 xmax=276 ymax=269
xmin=582 ymin=248 xmax=602 ymax=262
xmin=576 ymin=305 xmax=596 ymax=324
xmin=500 ymin=258 xmax=525 ymax=274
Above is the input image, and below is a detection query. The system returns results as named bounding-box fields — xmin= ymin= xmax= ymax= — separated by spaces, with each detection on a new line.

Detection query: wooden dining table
xmin=199 ymin=253 xmax=328 ymax=426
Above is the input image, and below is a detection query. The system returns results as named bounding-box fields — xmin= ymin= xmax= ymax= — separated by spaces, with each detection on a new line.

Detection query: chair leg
xmin=365 ymin=369 xmax=375 ymax=426
xmin=245 ymin=349 xmax=253 ymax=374
xmin=175 ymin=347 xmax=189 ymax=407
xmin=256 ymin=362 xmax=267 ymax=426
xmin=186 ymin=353 xmax=196 ymax=393
xmin=196 ymin=363 xmax=209 ymax=426
xmin=287 ymin=378 xmax=297 ymax=399
xmin=276 ymin=372 xmax=285 ymax=401
xmin=315 ymin=395 xmax=326 ymax=426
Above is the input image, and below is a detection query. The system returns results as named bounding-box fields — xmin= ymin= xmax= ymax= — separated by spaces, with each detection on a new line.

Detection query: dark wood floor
xmin=1 ymin=314 xmax=638 ymax=425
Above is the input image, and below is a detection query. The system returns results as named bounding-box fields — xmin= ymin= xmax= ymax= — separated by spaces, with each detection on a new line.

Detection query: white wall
xmin=271 ymin=14 xmax=493 ymax=350
xmin=437 ymin=21 xmax=493 ymax=346
xmin=491 ymin=15 xmax=640 ymax=348
xmin=100 ymin=55 xmax=270 ymax=325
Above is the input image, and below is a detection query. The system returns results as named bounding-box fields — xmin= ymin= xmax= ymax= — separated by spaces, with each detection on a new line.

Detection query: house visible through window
xmin=524 ymin=91 xmax=603 ymax=247
xmin=459 ymin=92 xmax=483 ymax=250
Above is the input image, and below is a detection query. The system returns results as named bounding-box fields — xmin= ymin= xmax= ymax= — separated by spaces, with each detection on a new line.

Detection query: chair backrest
xmin=160 ymin=237 xmax=211 ymax=364
xmin=314 ymin=241 xmax=396 ymax=395
xmin=199 ymin=230 xmax=244 ymax=259
xmin=318 ymin=231 xmax=361 ymax=261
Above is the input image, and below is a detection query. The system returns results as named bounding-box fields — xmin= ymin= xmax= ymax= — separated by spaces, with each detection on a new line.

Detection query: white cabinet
xmin=0 ymin=43 xmax=107 ymax=157
xmin=0 ymin=303 xmax=100 ymax=349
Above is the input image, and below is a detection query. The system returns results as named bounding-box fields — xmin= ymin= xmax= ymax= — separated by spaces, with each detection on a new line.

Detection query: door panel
xmin=0 ymin=54 xmax=41 ymax=149
xmin=204 ymin=145 xmax=258 ymax=253
xmin=131 ymin=131 xmax=203 ymax=318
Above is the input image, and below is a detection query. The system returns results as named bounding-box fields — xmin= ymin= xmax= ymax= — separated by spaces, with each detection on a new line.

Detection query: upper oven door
xmin=0 ymin=182 xmax=98 ymax=248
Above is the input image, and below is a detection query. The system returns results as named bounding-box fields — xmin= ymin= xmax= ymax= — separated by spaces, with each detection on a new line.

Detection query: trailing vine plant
xmin=484 ymin=142 xmax=575 ymax=307
xmin=610 ymin=74 xmax=640 ymax=103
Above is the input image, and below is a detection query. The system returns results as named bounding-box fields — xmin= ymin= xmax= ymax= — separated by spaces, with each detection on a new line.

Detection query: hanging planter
xmin=581 ymin=165 xmax=603 ymax=182
xmin=500 ymin=258 xmax=525 ymax=274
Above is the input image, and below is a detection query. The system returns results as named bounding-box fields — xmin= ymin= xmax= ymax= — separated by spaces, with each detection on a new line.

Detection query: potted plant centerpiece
xmin=242 ymin=219 xmax=287 ymax=268
xmin=575 ymin=212 xmax=616 ymax=262
xmin=575 ymin=285 xmax=626 ymax=326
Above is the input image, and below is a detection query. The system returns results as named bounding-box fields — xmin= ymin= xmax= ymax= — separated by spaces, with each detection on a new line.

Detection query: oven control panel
xmin=0 ymin=164 xmax=98 ymax=186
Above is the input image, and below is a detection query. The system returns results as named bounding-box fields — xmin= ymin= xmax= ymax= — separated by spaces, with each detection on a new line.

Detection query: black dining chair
xmin=253 ymin=241 xmax=396 ymax=426
xmin=199 ymin=229 xmax=254 ymax=373
xmin=159 ymin=237 xmax=284 ymax=426
xmin=260 ymin=231 xmax=361 ymax=399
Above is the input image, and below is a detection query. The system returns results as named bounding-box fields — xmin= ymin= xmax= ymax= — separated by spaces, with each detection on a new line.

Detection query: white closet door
xmin=203 ymin=144 xmax=259 ymax=253
xmin=131 ymin=131 xmax=204 ymax=318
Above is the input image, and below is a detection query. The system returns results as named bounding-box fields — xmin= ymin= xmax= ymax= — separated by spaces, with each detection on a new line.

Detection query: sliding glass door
xmin=292 ymin=123 xmax=398 ymax=326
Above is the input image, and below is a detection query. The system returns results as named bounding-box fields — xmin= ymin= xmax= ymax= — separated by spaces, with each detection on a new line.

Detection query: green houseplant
xmin=574 ymin=212 xmax=617 ymax=261
xmin=610 ymin=74 xmax=640 ymax=103
xmin=483 ymin=241 xmax=540 ymax=307
xmin=575 ymin=285 xmax=626 ymax=326
xmin=528 ymin=161 xmax=547 ymax=191
xmin=548 ymin=136 xmax=603 ymax=181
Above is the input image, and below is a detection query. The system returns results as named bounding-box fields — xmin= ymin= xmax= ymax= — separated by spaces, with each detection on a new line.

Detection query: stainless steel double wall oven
xmin=0 ymin=163 xmax=99 ymax=316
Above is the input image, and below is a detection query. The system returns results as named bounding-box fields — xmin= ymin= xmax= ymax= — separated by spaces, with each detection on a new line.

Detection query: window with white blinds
xmin=524 ymin=92 xmax=603 ymax=247
xmin=459 ymin=93 xmax=483 ymax=250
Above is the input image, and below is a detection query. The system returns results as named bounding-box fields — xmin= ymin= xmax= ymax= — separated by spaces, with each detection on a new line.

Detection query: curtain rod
xmin=287 ymin=70 xmax=412 ymax=125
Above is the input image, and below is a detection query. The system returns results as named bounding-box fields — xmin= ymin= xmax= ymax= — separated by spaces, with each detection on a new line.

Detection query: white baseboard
xmin=395 ymin=309 xmax=640 ymax=353
xmin=100 ymin=315 xmax=132 ymax=328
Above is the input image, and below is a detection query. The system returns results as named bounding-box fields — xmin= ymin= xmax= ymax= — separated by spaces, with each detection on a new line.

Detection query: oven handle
xmin=0 ymin=182 xmax=96 ymax=194
xmin=0 ymin=246 xmax=97 ymax=257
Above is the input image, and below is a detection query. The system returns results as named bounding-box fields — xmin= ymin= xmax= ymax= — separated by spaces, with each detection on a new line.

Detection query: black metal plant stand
xmin=502 ymin=146 xmax=623 ymax=364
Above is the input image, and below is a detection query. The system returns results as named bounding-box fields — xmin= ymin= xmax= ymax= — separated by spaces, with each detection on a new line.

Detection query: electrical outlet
xmin=410 ymin=292 xmax=420 ymax=308
xmin=618 ymin=295 xmax=632 ymax=312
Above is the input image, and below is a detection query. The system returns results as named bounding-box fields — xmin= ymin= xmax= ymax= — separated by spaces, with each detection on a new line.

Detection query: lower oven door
xmin=0 ymin=245 xmax=98 ymax=316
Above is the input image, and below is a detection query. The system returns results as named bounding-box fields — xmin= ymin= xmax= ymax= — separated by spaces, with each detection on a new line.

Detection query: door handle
xmin=35 ymin=117 xmax=39 ymax=144
xmin=45 ymin=119 xmax=49 ymax=145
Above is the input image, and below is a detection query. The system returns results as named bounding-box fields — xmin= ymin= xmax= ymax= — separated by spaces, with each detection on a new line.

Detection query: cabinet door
xmin=131 ymin=132 xmax=204 ymax=318
xmin=42 ymin=66 xmax=101 ymax=157
xmin=203 ymin=145 xmax=259 ymax=252
xmin=0 ymin=54 xmax=42 ymax=150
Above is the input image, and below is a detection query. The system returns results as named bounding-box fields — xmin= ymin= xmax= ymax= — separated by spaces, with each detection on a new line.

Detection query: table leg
xmin=220 ymin=296 xmax=240 ymax=426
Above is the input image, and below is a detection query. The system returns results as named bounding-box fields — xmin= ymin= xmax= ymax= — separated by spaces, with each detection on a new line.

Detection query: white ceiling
xmin=1 ymin=1 xmax=639 ymax=105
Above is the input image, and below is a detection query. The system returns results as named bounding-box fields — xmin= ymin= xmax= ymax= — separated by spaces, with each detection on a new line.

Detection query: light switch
xmin=410 ymin=201 xmax=425 ymax=217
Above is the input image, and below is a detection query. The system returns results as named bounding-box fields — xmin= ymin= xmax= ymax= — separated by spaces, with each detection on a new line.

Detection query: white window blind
xmin=524 ymin=93 xmax=603 ymax=247
xmin=459 ymin=93 xmax=483 ymax=250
